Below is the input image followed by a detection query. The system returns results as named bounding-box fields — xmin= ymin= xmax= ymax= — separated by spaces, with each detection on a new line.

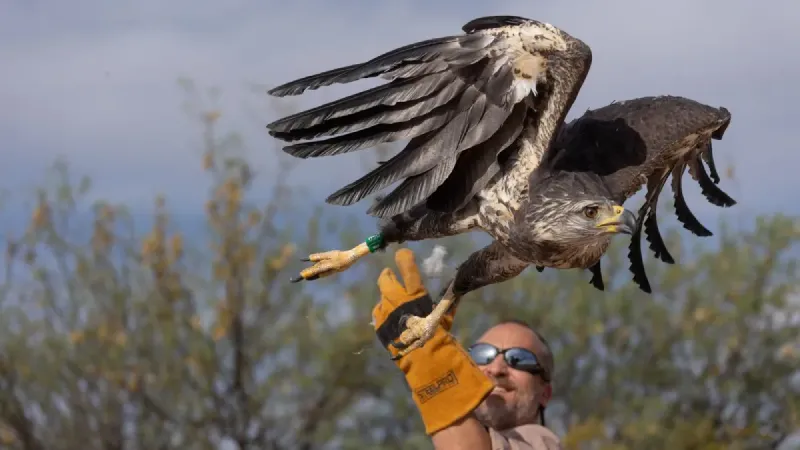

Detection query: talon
xmin=293 ymin=243 xmax=371 ymax=282
xmin=390 ymin=340 xmax=409 ymax=350
xmin=389 ymin=315 xmax=437 ymax=358
xmin=387 ymin=288 xmax=458 ymax=360
xmin=393 ymin=341 xmax=425 ymax=358
xmin=398 ymin=314 xmax=411 ymax=329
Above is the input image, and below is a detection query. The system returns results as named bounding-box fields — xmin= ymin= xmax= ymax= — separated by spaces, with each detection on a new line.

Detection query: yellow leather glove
xmin=372 ymin=248 xmax=494 ymax=435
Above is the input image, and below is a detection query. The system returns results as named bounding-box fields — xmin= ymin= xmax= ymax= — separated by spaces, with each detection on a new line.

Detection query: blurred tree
xmin=0 ymin=81 xmax=797 ymax=450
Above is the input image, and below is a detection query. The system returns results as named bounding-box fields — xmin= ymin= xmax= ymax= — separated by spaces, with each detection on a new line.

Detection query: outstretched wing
xmin=550 ymin=95 xmax=733 ymax=292
xmin=266 ymin=16 xmax=574 ymax=219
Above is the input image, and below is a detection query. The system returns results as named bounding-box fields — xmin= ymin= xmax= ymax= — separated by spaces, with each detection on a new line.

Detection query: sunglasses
xmin=468 ymin=343 xmax=549 ymax=382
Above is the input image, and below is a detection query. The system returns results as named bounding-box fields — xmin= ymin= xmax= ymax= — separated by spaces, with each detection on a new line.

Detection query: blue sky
xmin=2 ymin=0 xmax=798 ymax=238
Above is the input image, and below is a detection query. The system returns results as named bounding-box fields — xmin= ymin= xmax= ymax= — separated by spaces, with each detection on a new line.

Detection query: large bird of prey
xmin=266 ymin=16 xmax=734 ymax=357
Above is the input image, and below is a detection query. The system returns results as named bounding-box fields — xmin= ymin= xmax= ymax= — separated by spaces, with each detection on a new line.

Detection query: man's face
xmin=472 ymin=323 xmax=552 ymax=431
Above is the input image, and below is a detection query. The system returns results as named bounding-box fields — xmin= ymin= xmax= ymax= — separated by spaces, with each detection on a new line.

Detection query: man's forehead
xmin=477 ymin=322 xmax=540 ymax=351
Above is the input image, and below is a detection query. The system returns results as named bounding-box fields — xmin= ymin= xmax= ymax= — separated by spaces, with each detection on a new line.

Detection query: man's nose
xmin=483 ymin=353 xmax=509 ymax=376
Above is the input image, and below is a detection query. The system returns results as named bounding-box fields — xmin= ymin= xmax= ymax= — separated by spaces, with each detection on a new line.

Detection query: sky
xmin=2 ymin=0 xmax=799 ymax=227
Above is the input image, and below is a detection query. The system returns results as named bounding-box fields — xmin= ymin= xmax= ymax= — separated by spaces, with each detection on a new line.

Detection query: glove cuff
xmin=396 ymin=328 xmax=494 ymax=435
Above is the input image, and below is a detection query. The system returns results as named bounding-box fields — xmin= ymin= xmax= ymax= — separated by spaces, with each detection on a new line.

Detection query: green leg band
xmin=365 ymin=234 xmax=384 ymax=253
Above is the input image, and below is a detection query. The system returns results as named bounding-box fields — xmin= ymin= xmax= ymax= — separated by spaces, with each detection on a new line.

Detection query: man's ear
xmin=540 ymin=383 xmax=553 ymax=406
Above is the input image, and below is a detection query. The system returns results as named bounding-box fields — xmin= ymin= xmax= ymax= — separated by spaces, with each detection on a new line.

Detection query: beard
xmin=474 ymin=379 xmax=539 ymax=431
xmin=475 ymin=394 xmax=519 ymax=430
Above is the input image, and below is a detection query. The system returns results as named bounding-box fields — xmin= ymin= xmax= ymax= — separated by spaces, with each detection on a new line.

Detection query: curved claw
xmin=388 ymin=291 xmax=456 ymax=360
xmin=390 ymin=340 xmax=409 ymax=350
xmin=389 ymin=315 xmax=413 ymax=350
xmin=388 ymin=315 xmax=436 ymax=359
xmin=398 ymin=314 xmax=410 ymax=330
xmin=292 ymin=244 xmax=370 ymax=283
xmin=290 ymin=273 xmax=319 ymax=283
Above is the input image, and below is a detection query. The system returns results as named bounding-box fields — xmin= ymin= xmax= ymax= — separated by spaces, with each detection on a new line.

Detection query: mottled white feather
xmin=422 ymin=245 xmax=449 ymax=277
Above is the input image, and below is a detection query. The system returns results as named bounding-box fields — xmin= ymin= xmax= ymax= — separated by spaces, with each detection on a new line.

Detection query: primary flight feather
xmin=265 ymin=15 xmax=734 ymax=357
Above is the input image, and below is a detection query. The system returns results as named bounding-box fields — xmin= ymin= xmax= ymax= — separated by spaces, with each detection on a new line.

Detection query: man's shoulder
xmin=488 ymin=423 xmax=562 ymax=450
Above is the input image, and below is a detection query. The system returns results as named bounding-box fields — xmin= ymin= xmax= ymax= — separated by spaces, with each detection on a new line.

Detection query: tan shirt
xmin=488 ymin=424 xmax=562 ymax=450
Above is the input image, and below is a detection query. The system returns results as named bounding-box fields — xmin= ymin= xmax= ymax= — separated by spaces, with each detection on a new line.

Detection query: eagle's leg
xmin=290 ymin=237 xmax=380 ymax=283
xmin=291 ymin=203 xmax=479 ymax=283
xmin=390 ymin=241 xmax=528 ymax=359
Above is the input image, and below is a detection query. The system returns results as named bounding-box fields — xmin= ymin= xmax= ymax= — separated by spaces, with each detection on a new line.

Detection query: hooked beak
xmin=596 ymin=205 xmax=637 ymax=235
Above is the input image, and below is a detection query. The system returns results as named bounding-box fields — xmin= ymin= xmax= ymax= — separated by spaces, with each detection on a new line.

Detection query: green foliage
xmin=0 ymin=83 xmax=798 ymax=449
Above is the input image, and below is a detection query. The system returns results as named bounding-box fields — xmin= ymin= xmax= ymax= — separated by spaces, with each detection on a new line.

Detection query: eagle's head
xmin=512 ymin=170 xmax=636 ymax=267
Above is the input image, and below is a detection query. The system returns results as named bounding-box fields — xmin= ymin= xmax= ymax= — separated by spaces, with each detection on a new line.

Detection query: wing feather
xmin=551 ymin=95 xmax=732 ymax=205
xmin=325 ymin=131 xmax=442 ymax=207
xmin=276 ymin=93 xmax=472 ymax=158
xmin=266 ymin=16 xmax=569 ymax=218
xmin=368 ymin=92 xmax=496 ymax=217
xmin=688 ymin=150 xmax=736 ymax=207
xmin=268 ymin=70 xmax=459 ymax=138
xmin=266 ymin=35 xmax=480 ymax=97
xmin=369 ymin=156 xmax=459 ymax=218
xmin=425 ymin=101 xmax=528 ymax=212
xmin=627 ymin=169 xmax=672 ymax=294
xmin=702 ymin=141 xmax=721 ymax=184
xmin=672 ymin=160 xmax=713 ymax=237
xmin=548 ymin=95 xmax=732 ymax=292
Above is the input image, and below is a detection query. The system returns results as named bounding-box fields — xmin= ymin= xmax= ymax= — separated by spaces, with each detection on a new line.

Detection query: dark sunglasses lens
xmin=504 ymin=348 xmax=540 ymax=371
xmin=469 ymin=343 xmax=498 ymax=365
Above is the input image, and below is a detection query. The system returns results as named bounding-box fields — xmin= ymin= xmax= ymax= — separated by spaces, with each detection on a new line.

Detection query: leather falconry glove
xmin=372 ymin=248 xmax=494 ymax=435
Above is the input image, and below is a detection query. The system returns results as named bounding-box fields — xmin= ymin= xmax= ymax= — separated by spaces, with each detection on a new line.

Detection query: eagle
xmin=265 ymin=16 xmax=734 ymax=357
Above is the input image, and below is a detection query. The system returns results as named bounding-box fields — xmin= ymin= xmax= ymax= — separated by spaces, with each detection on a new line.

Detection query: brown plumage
xmin=543 ymin=95 xmax=733 ymax=292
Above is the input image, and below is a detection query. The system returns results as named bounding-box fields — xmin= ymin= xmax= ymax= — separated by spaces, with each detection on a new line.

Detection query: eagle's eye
xmin=583 ymin=205 xmax=599 ymax=219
